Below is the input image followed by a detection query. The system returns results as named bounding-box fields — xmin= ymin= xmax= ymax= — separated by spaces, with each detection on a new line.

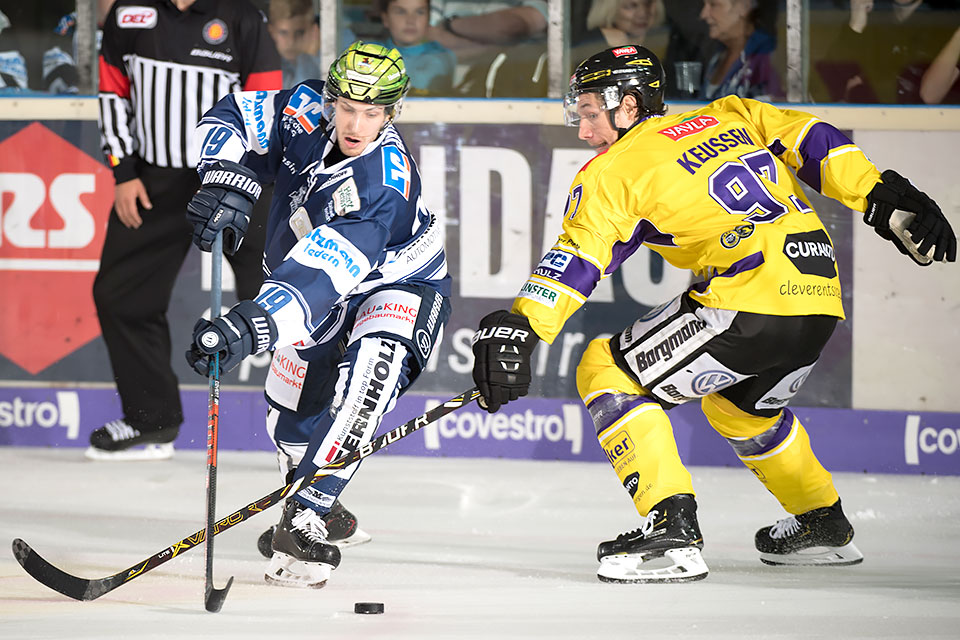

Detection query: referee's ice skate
xmin=85 ymin=420 xmax=178 ymax=461
xmin=265 ymin=499 xmax=341 ymax=588
xmin=596 ymin=494 xmax=708 ymax=583
xmin=755 ymin=499 xmax=863 ymax=566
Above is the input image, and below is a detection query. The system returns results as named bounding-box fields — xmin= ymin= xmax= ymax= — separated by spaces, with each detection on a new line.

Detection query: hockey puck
xmin=354 ymin=602 xmax=385 ymax=614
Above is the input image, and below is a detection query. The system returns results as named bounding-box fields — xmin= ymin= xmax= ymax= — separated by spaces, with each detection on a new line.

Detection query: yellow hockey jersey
xmin=514 ymin=95 xmax=882 ymax=344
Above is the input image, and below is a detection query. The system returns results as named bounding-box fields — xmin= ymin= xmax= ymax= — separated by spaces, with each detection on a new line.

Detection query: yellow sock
xmin=577 ymin=338 xmax=694 ymax=515
xmin=701 ymin=394 xmax=838 ymax=514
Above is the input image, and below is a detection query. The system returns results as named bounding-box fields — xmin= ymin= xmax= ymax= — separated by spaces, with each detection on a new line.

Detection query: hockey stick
xmin=203 ymin=233 xmax=233 ymax=613
xmin=12 ymin=387 xmax=481 ymax=602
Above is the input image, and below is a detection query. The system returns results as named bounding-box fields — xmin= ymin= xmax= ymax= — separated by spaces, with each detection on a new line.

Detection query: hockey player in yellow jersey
xmin=471 ymin=45 xmax=956 ymax=583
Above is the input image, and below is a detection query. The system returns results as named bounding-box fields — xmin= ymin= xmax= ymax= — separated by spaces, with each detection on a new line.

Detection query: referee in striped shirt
xmin=89 ymin=0 xmax=281 ymax=458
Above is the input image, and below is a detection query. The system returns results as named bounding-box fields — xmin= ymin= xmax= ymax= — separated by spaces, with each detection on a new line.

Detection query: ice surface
xmin=1 ymin=448 xmax=958 ymax=639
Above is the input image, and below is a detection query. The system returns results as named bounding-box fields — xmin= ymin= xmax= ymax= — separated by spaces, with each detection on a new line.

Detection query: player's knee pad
xmin=576 ymin=337 xmax=646 ymax=405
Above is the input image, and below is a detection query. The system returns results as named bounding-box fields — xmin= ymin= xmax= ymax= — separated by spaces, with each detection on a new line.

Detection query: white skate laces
xmin=103 ymin=419 xmax=139 ymax=441
xmin=769 ymin=516 xmax=801 ymax=539
xmin=291 ymin=506 xmax=330 ymax=544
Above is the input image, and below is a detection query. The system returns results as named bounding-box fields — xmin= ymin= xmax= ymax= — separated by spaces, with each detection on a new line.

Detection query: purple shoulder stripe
xmin=796 ymin=122 xmax=854 ymax=193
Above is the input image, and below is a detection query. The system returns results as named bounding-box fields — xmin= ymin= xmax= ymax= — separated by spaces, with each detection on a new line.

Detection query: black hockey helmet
xmin=563 ymin=45 xmax=666 ymax=131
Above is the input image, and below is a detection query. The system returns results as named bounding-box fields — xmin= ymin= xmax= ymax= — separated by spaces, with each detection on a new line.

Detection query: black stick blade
xmin=12 ymin=538 xmax=123 ymax=601
xmin=204 ymin=576 xmax=234 ymax=612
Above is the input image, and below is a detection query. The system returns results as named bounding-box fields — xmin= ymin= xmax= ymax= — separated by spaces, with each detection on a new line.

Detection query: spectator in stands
xmin=374 ymin=0 xmax=455 ymax=95
xmin=699 ymin=0 xmax=782 ymax=101
xmin=268 ymin=0 xmax=323 ymax=88
xmin=0 ymin=2 xmax=78 ymax=93
xmin=920 ymin=25 xmax=960 ymax=104
xmin=571 ymin=0 xmax=667 ymax=71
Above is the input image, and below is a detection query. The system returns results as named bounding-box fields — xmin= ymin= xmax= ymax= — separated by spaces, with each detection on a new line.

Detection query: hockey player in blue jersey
xmin=184 ymin=42 xmax=450 ymax=588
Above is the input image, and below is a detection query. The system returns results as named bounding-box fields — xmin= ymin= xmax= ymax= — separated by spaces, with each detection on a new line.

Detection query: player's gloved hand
xmin=186 ymin=160 xmax=262 ymax=255
xmin=471 ymin=310 xmax=539 ymax=413
xmin=864 ymin=169 xmax=957 ymax=266
xmin=186 ymin=300 xmax=277 ymax=376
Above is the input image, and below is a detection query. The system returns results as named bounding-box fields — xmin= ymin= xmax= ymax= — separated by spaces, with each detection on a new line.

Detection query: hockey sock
xmin=701 ymin=393 xmax=838 ymax=514
xmin=577 ymin=338 xmax=694 ymax=515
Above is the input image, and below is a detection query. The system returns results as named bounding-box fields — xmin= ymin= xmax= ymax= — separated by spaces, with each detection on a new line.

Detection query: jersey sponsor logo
xmin=0 ymin=392 xmax=80 ymax=440
xmin=692 ymin=370 xmax=737 ymax=394
xmin=282 ymin=85 xmax=325 ymax=134
xmin=517 ymin=281 xmax=560 ymax=308
xmin=622 ymin=471 xmax=640 ymax=497
xmin=190 ymin=48 xmax=233 ymax=63
xmin=332 ymin=177 xmax=361 ymax=215
xmin=627 ymin=318 xmax=707 ymax=374
xmin=0 ymin=123 xmax=114 ymax=373
xmin=269 ymin=350 xmax=306 ymax=390
xmin=611 ymin=46 xmax=638 ymax=57
xmin=318 ymin=167 xmax=354 ymax=191
xmin=659 ymin=115 xmax=720 ymax=141
xmin=382 ymin=145 xmax=411 ymax=200
xmin=783 ymin=229 xmax=837 ymax=278
xmin=602 ymin=429 xmax=635 ymax=466
xmin=659 ymin=383 xmax=694 ymax=403
xmin=720 ymin=223 xmax=755 ymax=249
xmin=117 ymin=7 xmax=158 ymax=29
xmin=300 ymin=227 xmax=365 ymax=279
xmin=203 ymin=19 xmax=228 ymax=45
xmin=240 ymin=91 xmax=272 ymax=152
xmin=533 ymin=248 xmax=571 ymax=279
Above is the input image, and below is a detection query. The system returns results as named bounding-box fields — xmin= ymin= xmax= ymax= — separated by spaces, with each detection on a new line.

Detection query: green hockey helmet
xmin=325 ymin=41 xmax=410 ymax=120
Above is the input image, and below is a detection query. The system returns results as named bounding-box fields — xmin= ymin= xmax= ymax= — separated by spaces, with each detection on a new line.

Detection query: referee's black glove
xmin=187 ymin=160 xmax=262 ymax=255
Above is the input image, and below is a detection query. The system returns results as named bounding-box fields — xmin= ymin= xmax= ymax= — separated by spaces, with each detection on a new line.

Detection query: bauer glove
xmin=186 ymin=160 xmax=262 ymax=255
xmin=864 ymin=169 xmax=956 ymax=266
xmin=187 ymin=300 xmax=277 ymax=376
xmin=472 ymin=310 xmax=539 ymax=413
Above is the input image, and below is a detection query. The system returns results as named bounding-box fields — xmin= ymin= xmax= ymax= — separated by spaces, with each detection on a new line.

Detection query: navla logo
xmin=0 ymin=123 xmax=113 ymax=373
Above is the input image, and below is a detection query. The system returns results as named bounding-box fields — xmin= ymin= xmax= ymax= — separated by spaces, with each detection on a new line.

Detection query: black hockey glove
xmin=864 ymin=169 xmax=956 ymax=266
xmin=186 ymin=300 xmax=278 ymax=376
xmin=472 ymin=310 xmax=539 ymax=413
xmin=186 ymin=160 xmax=262 ymax=255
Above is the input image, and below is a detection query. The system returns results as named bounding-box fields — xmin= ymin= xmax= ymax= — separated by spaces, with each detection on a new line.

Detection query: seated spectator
xmin=920 ymin=25 xmax=960 ymax=104
xmin=427 ymin=0 xmax=547 ymax=58
xmin=571 ymin=0 xmax=667 ymax=73
xmin=699 ymin=0 xmax=782 ymax=101
xmin=373 ymin=0 xmax=455 ymax=95
xmin=268 ymin=0 xmax=355 ymax=88
xmin=0 ymin=2 xmax=78 ymax=94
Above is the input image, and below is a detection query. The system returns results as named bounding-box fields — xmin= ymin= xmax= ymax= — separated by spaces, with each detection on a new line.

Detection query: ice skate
xmin=257 ymin=499 xmax=371 ymax=558
xmin=84 ymin=420 xmax=178 ymax=461
xmin=756 ymin=499 xmax=863 ymax=566
xmin=596 ymin=494 xmax=708 ymax=583
xmin=265 ymin=499 xmax=342 ymax=588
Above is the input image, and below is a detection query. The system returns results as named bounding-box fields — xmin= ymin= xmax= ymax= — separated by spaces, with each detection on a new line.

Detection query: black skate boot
xmin=596 ymin=494 xmax=708 ymax=583
xmin=257 ymin=499 xmax=370 ymax=558
xmin=85 ymin=419 xmax=178 ymax=461
xmin=265 ymin=499 xmax=342 ymax=588
xmin=755 ymin=499 xmax=863 ymax=566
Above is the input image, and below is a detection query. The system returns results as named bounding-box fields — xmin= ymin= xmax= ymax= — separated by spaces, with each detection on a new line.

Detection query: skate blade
xmin=760 ymin=541 xmax=864 ymax=566
xmin=264 ymin=552 xmax=333 ymax=589
xmin=332 ymin=527 xmax=372 ymax=549
xmin=84 ymin=443 xmax=174 ymax=461
xmin=597 ymin=547 xmax=709 ymax=584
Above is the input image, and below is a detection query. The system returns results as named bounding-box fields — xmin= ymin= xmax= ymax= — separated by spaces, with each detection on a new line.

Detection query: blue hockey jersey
xmin=195 ymin=81 xmax=450 ymax=350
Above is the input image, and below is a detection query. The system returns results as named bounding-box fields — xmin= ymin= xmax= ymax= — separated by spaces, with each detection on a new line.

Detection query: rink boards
xmin=0 ymin=385 xmax=956 ymax=476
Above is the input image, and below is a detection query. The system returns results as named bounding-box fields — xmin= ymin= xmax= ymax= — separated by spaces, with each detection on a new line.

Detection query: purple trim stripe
xmin=609 ymin=219 xmax=677 ymax=273
xmin=587 ymin=392 xmax=660 ymax=436
xmin=796 ymin=122 xmax=854 ymax=194
xmin=554 ymin=255 xmax=603 ymax=298
xmin=690 ymin=251 xmax=766 ymax=294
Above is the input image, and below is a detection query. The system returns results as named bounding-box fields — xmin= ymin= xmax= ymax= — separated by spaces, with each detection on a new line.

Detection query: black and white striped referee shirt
xmin=98 ymin=0 xmax=281 ymax=183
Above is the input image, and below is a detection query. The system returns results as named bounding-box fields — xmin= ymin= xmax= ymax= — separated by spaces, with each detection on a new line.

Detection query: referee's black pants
xmin=92 ymin=164 xmax=269 ymax=431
